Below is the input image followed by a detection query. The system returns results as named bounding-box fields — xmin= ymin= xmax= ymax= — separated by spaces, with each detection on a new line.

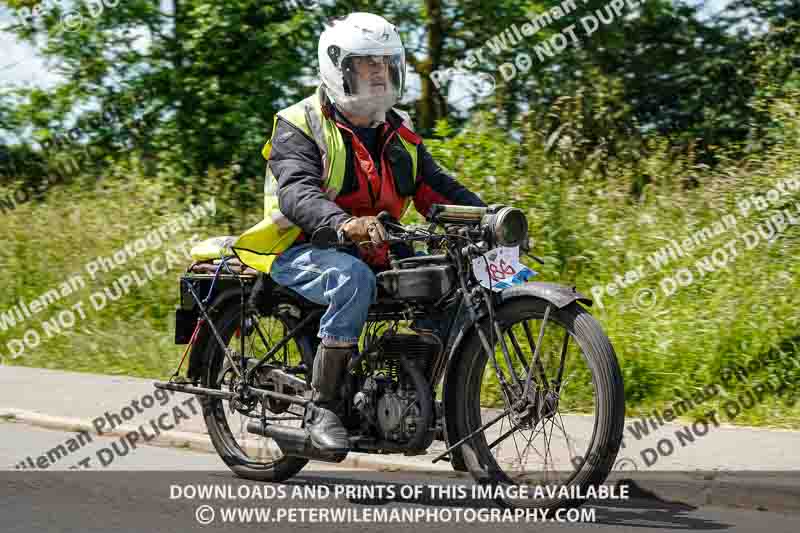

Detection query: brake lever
xmin=524 ymin=251 xmax=546 ymax=265
xmin=376 ymin=210 xmax=392 ymax=224
xmin=311 ymin=226 xmax=360 ymax=249
xmin=376 ymin=211 xmax=408 ymax=234
xmin=311 ymin=227 xmax=339 ymax=248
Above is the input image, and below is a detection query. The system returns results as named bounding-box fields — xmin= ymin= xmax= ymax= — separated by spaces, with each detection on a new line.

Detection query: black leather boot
xmin=304 ymin=343 xmax=353 ymax=453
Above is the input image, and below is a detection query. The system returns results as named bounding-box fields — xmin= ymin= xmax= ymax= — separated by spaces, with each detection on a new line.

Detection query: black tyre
xmin=452 ymin=296 xmax=624 ymax=509
xmin=199 ymin=299 xmax=316 ymax=482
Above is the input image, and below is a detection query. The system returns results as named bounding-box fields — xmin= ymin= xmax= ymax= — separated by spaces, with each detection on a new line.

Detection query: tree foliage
xmin=0 ymin=0 xmax=798 ymax=186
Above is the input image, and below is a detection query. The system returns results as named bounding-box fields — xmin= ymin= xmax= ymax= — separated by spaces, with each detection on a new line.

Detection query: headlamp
xmin=481 ymin=205 xmax=528 ymax=248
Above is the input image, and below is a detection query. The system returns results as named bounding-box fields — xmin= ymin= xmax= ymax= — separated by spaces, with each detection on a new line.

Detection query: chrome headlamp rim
xmin=484 ymin=206 xmax=528 ymax=248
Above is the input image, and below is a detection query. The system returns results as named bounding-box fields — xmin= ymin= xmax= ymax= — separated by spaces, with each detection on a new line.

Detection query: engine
xmin=352 ymin=332 xmax=441 ymax=445
xmin=354 ymin=376 xmax=422 ymax=442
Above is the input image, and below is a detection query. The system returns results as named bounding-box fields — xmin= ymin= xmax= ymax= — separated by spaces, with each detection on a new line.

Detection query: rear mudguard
xmin=185 ymin=286 xmax=251 ymax=382
xmin=183 ymin=276 xmax=319 ymax=383
xmin=440 ymin=282 xmax=592 ymax=471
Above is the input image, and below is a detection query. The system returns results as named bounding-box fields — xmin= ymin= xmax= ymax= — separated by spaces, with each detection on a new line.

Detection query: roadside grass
xmin=1 ymin=96 xmax=798 ymax=428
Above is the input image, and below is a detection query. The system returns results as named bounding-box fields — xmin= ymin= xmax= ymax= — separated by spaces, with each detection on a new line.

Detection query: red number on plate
xmin=488 ymin=259 xmax=516 ymax=282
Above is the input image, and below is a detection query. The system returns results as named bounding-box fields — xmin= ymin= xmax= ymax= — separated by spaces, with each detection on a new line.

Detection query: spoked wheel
xmin=200 ymin=302 xmax=316 ymax=482
xmin=452 ymin=296 xmax=624 ymax=509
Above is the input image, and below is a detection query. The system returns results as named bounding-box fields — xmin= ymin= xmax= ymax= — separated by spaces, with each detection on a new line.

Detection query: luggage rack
xmin=174 ymin=256 xmax=259 ymax=345
xmin=188 ymin=257 xmax=258 ymax=278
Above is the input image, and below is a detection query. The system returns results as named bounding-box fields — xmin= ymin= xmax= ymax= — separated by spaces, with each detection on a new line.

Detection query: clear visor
xmin=340 ymin=52 xmax=405 ymax=100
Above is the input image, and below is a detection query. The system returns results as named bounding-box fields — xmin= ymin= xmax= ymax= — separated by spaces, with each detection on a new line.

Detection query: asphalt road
xmin=1 ymin=422 xmax=798 ymax=533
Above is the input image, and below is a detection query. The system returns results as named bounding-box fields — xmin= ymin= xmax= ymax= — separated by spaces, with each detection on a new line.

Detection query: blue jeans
xmin=270 ymin=244 xmax=453 ymax=345
xmin=270 ymin=244 xmax=376 ymax=345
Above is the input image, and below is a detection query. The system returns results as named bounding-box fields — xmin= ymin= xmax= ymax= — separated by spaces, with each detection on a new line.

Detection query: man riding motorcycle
xmin=241 ymin=13 xmax=486 ymax=454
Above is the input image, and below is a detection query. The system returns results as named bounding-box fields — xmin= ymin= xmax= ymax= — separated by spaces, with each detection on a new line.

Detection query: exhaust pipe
xmin=246 ymin=421 xmax=348 ymax=463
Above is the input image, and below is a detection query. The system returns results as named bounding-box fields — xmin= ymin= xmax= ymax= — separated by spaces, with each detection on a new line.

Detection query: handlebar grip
xmin=376 ymin=210 xmax=392 ymax=224
xmin=313 ymin=215 xmax=402 ymax=249
xmin=310 ymin=226 xmax=341 ymax=248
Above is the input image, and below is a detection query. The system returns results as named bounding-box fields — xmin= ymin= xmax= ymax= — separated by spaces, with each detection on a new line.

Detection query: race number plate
xmin=471 ymin=246 xmax=537 ymax=292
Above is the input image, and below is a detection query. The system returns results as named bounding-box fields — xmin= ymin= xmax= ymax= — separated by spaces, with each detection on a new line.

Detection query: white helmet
xmin=318 ymin=13 xmax=406 ymax=124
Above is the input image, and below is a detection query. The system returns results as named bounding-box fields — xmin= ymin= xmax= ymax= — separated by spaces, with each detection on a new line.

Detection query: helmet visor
xmin=340 ymin=52 xmax=405 ymax=100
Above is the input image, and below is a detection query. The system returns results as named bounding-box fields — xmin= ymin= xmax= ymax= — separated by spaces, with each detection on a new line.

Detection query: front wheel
xmin=451 ymin=296 xmax=624 ymax=509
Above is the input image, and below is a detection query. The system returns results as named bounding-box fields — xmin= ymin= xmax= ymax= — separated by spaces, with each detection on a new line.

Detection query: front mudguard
xmin=440 ymin=282 xmax=591 ymax=472
xmin=499 ymin=282 xmax=592 ymax=310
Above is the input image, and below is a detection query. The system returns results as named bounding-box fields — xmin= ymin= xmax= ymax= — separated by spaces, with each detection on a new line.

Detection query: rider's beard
xmin=333 ymin=83 xmax=398 ymax=126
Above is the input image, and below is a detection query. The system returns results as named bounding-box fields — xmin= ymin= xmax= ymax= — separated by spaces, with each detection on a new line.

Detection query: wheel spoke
xmin=554 ymin=330 xmax=570 ymax=392
xmin=554 ymin=411 xmax=578 ymax=466
xmin=487 ymin=418 xmax=524 ymax=455
xmin=503 ymin=419 xmax=548 ymax=479
xmin=519 ymin=423 xmax=542 ymax=472
xmin=549 ymin=417 xmax=560 ymax=473
xmin=247 ymin=333 xmax=257 ymax=359
xmin=207 ymin=311 xmax=311 ymax=468
xmin=282 ymin=323 xmax=289 ymax=366
xmin=542 ymin=417 xmax=557 ymax=481
xmin=470 ymin=303 xmax=620 ymax=502
xmin=521 ymin=305 xmax=551 ymax=402
xmin=525 ymin=423 xmax=547 ymax=480
xmin=487 ymin=347 xmax=517 ymax=408
xmin=510 ymin=424 xmax=524 ymax=468
xmin=494 ymin=322 xmax=525 ymax=394
xmin=559 ymin=369 xmax=577 ymax=388
xmin=506 ymin=328 xmax=530 ymax=375
xmin=521 ymin=318 xmax=549 ymax=393
xmin=493 ymin=413 xmax=507 ymax=459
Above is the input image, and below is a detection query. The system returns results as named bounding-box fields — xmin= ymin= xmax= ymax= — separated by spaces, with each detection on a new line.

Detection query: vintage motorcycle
xmin=155 ymin=203 xmax=625 ymax=510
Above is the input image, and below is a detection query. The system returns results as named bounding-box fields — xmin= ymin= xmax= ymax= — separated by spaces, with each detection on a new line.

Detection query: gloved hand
xmin=338 ymin=216 xmax=388 ymax=245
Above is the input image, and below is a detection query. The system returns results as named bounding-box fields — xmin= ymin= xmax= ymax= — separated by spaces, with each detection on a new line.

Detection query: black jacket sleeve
xmin=268 ymin=118 xmax=353 ymax=235
xmin=413 ymin=142 xmax=487 ymax=216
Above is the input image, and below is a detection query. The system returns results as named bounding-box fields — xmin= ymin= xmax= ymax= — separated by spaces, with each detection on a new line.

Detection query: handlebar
xmin=310 ymin=228 xmax=412 ymax=249
xmin=310 ymin=226 xmax=343 ymax=249
xmin=311 ymin=211 xmax=410 ymax=249
xmin=310 ymin=205 xmax=543 ymax=265
xmin=376 ymin=210 xmax=393 ymax=226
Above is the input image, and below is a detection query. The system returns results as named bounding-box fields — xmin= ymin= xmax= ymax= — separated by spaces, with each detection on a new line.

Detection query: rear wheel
xmin=200 ymin=301 xmax=316 ymax=482
xmin=452 ymin=297 xmax=624 ymax=509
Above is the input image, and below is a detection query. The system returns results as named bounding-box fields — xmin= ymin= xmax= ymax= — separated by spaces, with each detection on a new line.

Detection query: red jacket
xmin=269 ymin=98 xmax=486 ymax=267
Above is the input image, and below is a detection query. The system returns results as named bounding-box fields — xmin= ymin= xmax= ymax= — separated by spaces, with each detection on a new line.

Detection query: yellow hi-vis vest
xmin=231 ymin=86 xmax=419 ymax=273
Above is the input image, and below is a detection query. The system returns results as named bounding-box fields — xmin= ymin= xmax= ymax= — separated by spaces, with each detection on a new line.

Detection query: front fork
xmin=450 ymin=241 xmax=550 ymax=411
xmin=431 ymin=248 xmax=556 ymax=464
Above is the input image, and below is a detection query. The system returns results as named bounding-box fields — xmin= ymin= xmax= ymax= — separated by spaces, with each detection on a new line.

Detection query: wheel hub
xmin=510 ymin=388 xmax=559 ymax=428
xmin=223 ymin=368 xmax=258 ymax=415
